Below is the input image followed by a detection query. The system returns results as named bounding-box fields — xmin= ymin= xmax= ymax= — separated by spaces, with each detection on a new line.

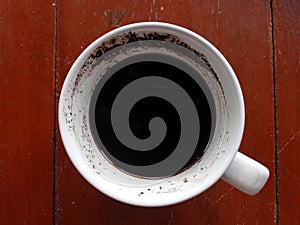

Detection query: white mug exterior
xmin=222 ymin=152 xmax=269 ymax=195
xmin=58 ymin=22 xmax=269 ymax=206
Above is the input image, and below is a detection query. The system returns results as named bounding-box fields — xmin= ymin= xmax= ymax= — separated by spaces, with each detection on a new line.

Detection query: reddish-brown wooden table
xmin=0 ymin=1 xmax=299 ymax=224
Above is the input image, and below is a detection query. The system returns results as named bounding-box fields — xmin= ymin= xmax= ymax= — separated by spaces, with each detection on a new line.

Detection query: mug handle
xmin=221 ymin=152 xmax=269 ymax=195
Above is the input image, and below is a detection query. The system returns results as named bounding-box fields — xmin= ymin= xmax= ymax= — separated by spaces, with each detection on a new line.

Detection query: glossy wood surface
xmin=0 ymin=0 xmax=299 ymax=224
xmin=0 ymin=0 xmax=55 ymax=224
xmin=274 ymin=1 xmax=300 ymax=224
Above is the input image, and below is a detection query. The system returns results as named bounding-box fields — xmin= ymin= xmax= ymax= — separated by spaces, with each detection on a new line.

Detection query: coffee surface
xmin=94 ymin=61 xmax=211 ymax=177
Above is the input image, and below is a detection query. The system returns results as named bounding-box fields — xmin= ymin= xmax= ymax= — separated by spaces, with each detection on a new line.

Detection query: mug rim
xmin=58 ymin=21 xmax=245 ymax=206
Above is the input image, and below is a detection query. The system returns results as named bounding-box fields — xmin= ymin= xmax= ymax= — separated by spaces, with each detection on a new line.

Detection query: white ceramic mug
xmin=59 ymin=22 xmax=269 ymax=207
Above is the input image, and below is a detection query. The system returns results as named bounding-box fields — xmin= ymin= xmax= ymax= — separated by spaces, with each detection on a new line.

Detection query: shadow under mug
xmin=58 ymin=22 xmax=269 ymax=207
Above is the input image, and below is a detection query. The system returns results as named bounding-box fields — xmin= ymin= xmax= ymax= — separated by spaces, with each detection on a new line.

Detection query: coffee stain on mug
xmin=63 ymin=29 xmax=227 ymax=179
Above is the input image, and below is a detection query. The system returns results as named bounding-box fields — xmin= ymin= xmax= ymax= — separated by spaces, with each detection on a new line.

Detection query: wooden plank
xmin=0 ymin=1 xmax=55 ymax=224
xmin=56 ymin=0 xmax=275 ymax=224
xmin=273 ymin=1 xmax=300 ymax=224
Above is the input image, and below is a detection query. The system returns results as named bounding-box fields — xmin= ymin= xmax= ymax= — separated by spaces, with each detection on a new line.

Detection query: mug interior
xmin=58 ymin=22 xmax=244 ymax=206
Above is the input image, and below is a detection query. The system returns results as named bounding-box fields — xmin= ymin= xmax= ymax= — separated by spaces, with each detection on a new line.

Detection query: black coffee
xmin=94 ymin=61 xmax=212 ymax=177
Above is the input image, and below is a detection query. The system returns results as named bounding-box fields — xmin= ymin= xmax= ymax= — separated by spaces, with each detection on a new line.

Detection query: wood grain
xmin=273 ymin=0 xmax=300 ymax=224
xmin=55 ymin=1 xmax=276 ymax=224
xmin=4 ymin=0 xmax=299 ymax=224
xmin=0 ymin=0 xmax=55 ymax=224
